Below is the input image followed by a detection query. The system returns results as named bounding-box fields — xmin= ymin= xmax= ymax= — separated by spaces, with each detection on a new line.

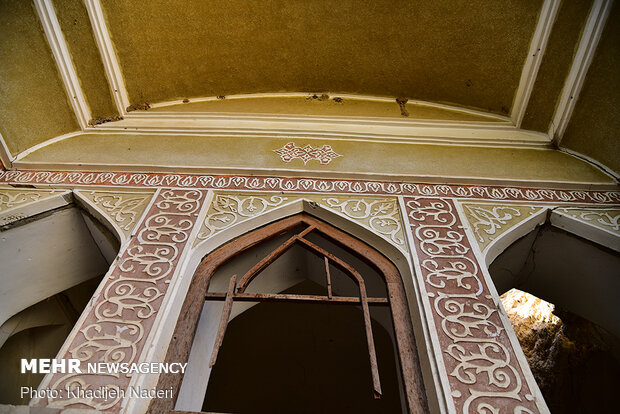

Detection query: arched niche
xmin=489 ymin=215 xmax=620 ymax=340
xmin=487 ymin=209 xmax=620 ymax=413
xmin=0 ymin=192 xmax=121 ymax=405
xmin=149 ymin=206 xmax=432 ymax=414
xmin=0 ymin=193 xmax=120 ymax=329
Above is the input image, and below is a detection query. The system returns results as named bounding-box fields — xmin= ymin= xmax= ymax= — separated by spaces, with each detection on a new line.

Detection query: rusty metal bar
xmin=205 ymin=292 xmax=389 ymax=305
xmin=294 ymin=236 xmax=383 ymax=398
xmin=324 ymin=257 xmax=332 ymax=299
xmin=236 ymin=225 xmax=315 ymax=293
xmin=209 ymin=274 xmax=237 ymax=368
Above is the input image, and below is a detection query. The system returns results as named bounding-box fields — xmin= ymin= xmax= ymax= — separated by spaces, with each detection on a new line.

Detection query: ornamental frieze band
xmin=1 ymin=169 xmax=619 ymax=203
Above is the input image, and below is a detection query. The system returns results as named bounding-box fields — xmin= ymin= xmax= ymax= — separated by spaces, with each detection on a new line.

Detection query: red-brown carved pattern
xmin=1 ymin=169 xmax=618 ymax=204
xmin=405 ymin=197 xmax=540 ymax=414
xmin=33 ymin=189 xmax=206 ymax=412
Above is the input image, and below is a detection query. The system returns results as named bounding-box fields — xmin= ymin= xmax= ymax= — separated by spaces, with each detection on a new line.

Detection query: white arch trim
xmin=483 ymin=207 xmax=550 ymax=267
xmin=126 ymin=197 xmax=443 ymax=414
xmin=550 ymin=208 xmax=620 ymax=252
xmin=72 ymin=189 xmax=156 ymax=247
xmin=0 ymin=189 xmax=71 ymax=227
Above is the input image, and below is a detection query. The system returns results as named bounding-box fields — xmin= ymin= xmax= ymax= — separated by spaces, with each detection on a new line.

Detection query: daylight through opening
xmin=160 ymin=214 xmax=427 ymax=414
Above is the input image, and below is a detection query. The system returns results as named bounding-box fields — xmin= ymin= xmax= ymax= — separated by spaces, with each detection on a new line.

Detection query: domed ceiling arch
xmin=0 ymin=0 xmax=617 ymax=185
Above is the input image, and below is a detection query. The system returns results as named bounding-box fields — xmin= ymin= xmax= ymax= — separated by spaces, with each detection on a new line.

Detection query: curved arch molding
xmin=460 ymin=202 xmax=620 ymax=261
xmin=194 ymin=192 xmax=407 ymax=254
xmin=0 ymin=186 xmax=71 ymax=226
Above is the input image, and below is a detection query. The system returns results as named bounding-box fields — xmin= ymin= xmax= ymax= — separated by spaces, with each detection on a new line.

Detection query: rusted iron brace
xmin=236 ymin=225 xmax=315 ymax=293
xmin=209 ymin=274 xmax=237 ymax=368
xmin=294 ymin=236 xmax=383 ymax=398
xmin=221 ymin=223 xmax=382 ymax=398
xmin=205 ymin=292 xmax=389 ymax=305
xmin=324 ymin=256 xmax=332 ymax=299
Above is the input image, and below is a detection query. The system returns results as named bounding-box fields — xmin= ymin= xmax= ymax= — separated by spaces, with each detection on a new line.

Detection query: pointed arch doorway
xmin=151 ymin=213 xmax=428 ymax=413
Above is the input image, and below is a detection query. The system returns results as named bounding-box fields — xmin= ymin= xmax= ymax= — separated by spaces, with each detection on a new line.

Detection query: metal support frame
xmin=207 ymin=223 xmax=385 ymax=398
xmin=150 ymin=214 xmax=428 ymax=414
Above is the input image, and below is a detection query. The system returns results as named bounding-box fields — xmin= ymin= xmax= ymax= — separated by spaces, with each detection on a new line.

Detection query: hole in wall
xmin=491 ymin=223 xmax=620 ymax=413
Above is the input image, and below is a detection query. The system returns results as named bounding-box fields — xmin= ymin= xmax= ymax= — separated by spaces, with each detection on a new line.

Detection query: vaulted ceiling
xmin=100 ymin=0 xmax=540 ymax=115
xmin=0 ymin=0 xmax=618 ymax=184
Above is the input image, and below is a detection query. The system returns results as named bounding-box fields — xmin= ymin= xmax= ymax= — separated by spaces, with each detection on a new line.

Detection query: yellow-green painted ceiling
xmin=521 ymin=0 xmax=593 ymax=132
xmin=52 ymin=0 xmax=118 ymax=119
xmin=562 ymin=0 xmax=620 ymax=174
xmin=100 ymin=0 xmax=542 ymax=115
xmin=0 ymin=0 xmax=78 ymax=155
xmin=0 ymin=0 xmax=618 ymax=182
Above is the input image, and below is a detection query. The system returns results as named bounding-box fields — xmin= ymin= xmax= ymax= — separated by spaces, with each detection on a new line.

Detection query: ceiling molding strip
xmin=511 ymin=0 xmax=561 ymax=127
xmin=91 ymin=117 xmax=549 ymax=147
xmin=84 ymin=0 xmax=130 ymax=115
xmin=33 ymin=0 xmax=92 ymax=129
xmin=144 ymin=92 xmax=512 ymax=123
xmin=550 ymin=0 xmax=613 ymax=145
xmin=0 ymin=132 xmax=14 ymax=169
xmin=559 ymin=147 xmax=620 ymax=182
xmin=11 ymin=131 xmax=84 ymax=163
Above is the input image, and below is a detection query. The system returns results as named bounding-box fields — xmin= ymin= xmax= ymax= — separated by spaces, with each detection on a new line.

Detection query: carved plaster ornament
xmin=460 ymin=203 xmax=545 ymax=252
xmin=1 ymin=170 xmax=618 ymax=204
xmin=34 ymin=189 xmax=206 ymax=411
xmin=406 ymin=198 xmax=540 ymax=414
xmin=74 ymin=190 xmax=156 ymax=241
xmin=195 ymin=192 xmax=407 ymax=253
xmin=273 ymin=142 xmax=342 ymax=164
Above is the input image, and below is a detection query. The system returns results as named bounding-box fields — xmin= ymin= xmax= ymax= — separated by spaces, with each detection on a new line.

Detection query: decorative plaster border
xmin=404 ymin=197 xmax=546 ymax=414
xmin=32 ymin=188 xmax=208 ymax=412
xmin=1 ymin=170 xmax=618 ymax=204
